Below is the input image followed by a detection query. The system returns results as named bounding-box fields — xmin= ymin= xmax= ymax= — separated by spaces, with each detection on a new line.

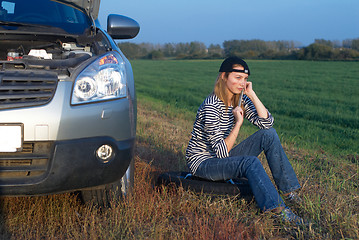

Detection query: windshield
xmin=0 ymin=0 xmax=91 ymax=34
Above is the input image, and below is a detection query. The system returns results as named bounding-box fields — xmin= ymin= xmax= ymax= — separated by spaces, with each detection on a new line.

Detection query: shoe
xmin=279 ymin=207 xmax=304 ymax=225
xmin=285 ymin=192 xmax=302 ymax=205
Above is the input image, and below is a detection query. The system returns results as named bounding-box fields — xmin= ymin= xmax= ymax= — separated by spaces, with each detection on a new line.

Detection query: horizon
xmin=115 ymin=39 xmax=353 ymax=49
xmin=98 ymin=0 xmax=359 ymax=47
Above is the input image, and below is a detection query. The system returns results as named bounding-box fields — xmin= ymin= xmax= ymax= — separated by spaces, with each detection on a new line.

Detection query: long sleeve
xmin=202 ymin=104 xmax=229 ymax=158
xmin=243 ymin=95 xmax=274 ymax=129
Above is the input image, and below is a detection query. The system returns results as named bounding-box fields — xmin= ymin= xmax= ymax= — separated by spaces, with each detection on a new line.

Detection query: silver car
xmin=0 ymin=0 xmax=139 ymax=206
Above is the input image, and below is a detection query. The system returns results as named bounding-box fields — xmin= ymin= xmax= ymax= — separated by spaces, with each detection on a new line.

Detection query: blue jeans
xmin=195 ymin=128 xmax=300 ymax=211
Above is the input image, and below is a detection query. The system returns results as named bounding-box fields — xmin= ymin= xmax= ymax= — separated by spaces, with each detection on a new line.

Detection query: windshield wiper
xmin=0 ymin=21 xmax=49 ymax=28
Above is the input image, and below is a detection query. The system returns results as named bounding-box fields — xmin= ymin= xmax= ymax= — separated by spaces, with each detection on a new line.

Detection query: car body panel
xmin=0 ymin=137 xmax=134 ymax=195
xmin=0 ymin=81 xmax=134 ymax=142
xmin=55 ymin=0 xmax=101 ymax=19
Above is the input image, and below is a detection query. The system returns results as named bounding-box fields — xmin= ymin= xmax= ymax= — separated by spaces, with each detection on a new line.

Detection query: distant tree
xmin=314 ymin=39 xmax=334 ymax=47
xmin=332 ymin=40 xmax=341 ymax=48
xmin=342 ymin=39 xmax=352 ymax=49
xmin=274 ymin=40 xmax=296 ymax=51
xmin=119 ymin=38 xmax=358 ymax=61
xmin=117 ymin=42 xmax=147 ymax=59
xmin=147 ymin=50 xmax=164 ymax=60
xmin=208 ymin=44 xmax=224 ymax=58
xmin=242 ymin=50 xmax=259 ymax=59
xmin=138 ymin=43 xmax=156 ymax=52
xmin=188 ymin=41 xmax=207 ymax=59
xmin=223 ymin=40 xmax=241 ymax=57
xmin=298 ymin=43 xmax=333 ymax=60
xmin=351 ymin=39 xmax=359 ymax=51
xmin=163 ymin=43 xmax=176 ymax=57
xmin=223 ymin=39 xmax=281 ymax=58
xmin=331 ymin=47 xmax=359 ymax=60
xmin=247 ymin=39 xmax=268 ymax=52
xmin=175 ymin=43 xmax=191 ymax=57
xmin=258 ymin=49 xmax=276 ymax=59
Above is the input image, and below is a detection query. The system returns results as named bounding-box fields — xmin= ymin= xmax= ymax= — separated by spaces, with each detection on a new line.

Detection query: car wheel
xmin=157 ymin=171 xmax=252 ymax=196
xmin=80 ymin=160 xmax=134 ymax=207
xmin=80 ymin=179 xmax=122 ymax=208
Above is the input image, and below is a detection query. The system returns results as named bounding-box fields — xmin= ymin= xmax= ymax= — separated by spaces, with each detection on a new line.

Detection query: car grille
xmin=0 ymin=70 xmax=58 ymax=110
xmin=0 ymin=142 xmax=53 ymax=185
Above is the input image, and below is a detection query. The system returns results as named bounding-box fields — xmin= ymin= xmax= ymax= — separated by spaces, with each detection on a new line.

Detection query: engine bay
xmin=0 ymin=32 xmax=110 ymax=74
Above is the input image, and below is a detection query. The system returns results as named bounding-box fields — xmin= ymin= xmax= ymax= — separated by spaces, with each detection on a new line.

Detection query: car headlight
xmin=71 ymin=52 xmax=127 ymax=105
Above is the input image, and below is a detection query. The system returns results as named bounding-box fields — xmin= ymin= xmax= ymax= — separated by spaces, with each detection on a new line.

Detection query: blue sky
xmin=98 ymin=0 xmax=359 ymax=46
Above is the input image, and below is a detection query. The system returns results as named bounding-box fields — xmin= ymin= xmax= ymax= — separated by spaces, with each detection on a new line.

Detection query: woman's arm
xmin=224 ymin=106 xmax=243 ymax=152
xmin=202 ymin=104 xmax=230 ymax=158
xmin=245 ymin=81 xmax=268 ymax=118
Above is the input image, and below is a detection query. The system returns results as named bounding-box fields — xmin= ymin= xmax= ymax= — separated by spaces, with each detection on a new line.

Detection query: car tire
xmin=157 ymin=171 xmax=252 ymax=196
xmin=80 ymin=160 xmax=134 ymax=207
xmin=80 ymin=179 xmax=122 ymax=208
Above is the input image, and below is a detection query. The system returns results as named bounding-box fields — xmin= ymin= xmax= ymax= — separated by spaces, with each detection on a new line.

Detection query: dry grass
xmin=0 ymin=101 xmax=358 ymax=239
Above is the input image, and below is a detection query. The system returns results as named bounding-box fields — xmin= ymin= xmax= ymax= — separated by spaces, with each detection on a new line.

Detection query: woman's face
xmin=223 ymin=66 xmax=248 ymax=96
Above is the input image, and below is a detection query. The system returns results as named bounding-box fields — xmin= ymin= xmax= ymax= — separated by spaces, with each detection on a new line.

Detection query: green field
xmin=132 ymin=59 xmax=359 ymax=158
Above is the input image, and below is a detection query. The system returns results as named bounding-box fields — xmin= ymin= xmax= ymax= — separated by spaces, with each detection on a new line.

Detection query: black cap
xmin=219 ymin=56 xmax=250 ymax=75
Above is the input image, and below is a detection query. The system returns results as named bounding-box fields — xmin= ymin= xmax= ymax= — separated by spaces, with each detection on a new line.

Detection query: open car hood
xmin=55 ymin=0 xmax=101 ymax=19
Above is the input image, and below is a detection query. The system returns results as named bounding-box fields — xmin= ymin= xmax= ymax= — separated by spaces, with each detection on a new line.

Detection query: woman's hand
xmin=233 ymin=106 xmax=244 ymax=126
xmin=244 ymin=81 xmax=269 ymax=119
xmin=244 ymin=81 xmax=255 ymax=98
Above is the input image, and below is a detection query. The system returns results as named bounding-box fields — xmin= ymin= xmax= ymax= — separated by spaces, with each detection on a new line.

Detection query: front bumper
xmin=0 ymin=136 xmax=135 ymax=195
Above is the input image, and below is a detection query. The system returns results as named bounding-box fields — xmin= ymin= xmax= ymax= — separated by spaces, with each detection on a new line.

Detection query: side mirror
xmin=107 ymin=14 xmax=140 ymax=39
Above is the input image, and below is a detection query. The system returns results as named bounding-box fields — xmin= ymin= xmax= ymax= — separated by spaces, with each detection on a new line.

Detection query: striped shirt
xmin=186 ymin=93 xmax=274 ymax=174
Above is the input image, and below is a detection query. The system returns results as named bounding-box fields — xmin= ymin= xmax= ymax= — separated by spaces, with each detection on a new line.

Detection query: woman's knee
xmin=243 ymin=156 xmax=263 ymax=175
xmin=259 ymin=127 xmax=277 ymax=136
xmin=244 ymin=156 xmax=261 ymax=169
xmin=258 ymin=128 xmax=279 ymax=141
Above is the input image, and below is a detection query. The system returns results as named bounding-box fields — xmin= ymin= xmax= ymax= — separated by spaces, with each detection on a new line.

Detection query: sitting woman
xmin=185 ymin=56 xmax=303 ymax=224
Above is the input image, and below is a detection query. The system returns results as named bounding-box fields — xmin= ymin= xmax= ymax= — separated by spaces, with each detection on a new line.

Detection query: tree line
xmin=117 ymin=38 xmax=359 ymax=61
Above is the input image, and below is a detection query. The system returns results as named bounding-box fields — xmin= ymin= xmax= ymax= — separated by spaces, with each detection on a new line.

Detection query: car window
xmin=0 ymin=0 xmax=91 ymax=34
